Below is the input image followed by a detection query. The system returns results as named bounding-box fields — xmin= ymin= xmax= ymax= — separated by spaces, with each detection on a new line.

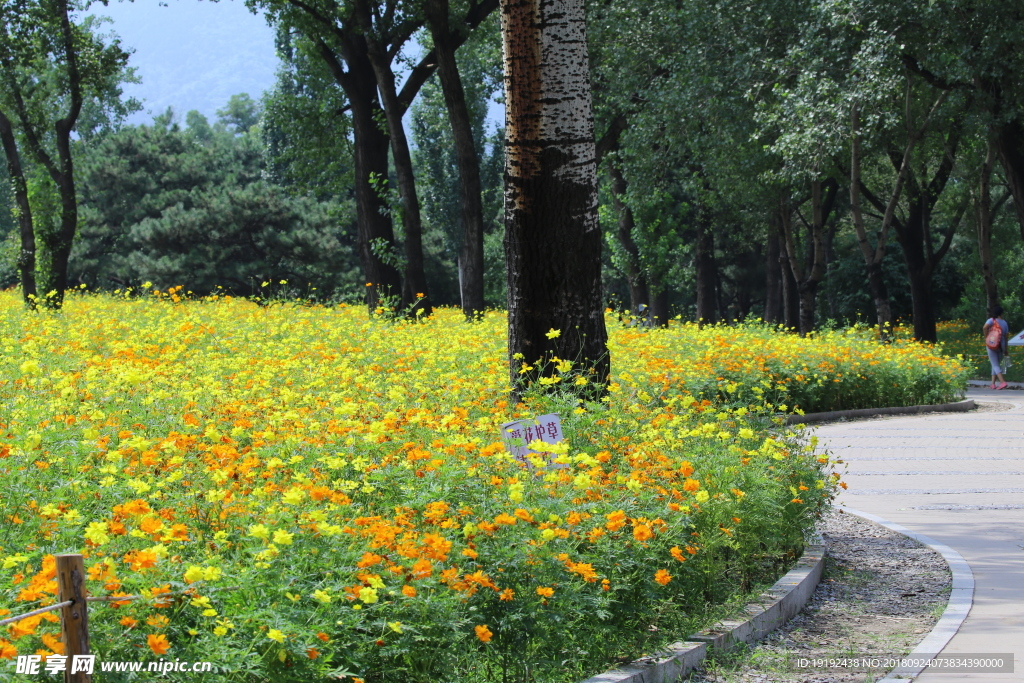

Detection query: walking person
xmin=983 ymin=306 xmax=1010 ymax=389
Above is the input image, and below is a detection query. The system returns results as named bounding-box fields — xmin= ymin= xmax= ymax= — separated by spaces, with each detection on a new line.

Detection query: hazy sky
xmin=94 ymin=0 xmax=280 ymax=125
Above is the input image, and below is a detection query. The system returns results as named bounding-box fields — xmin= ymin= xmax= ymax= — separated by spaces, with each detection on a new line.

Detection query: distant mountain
xmin=94 ymin=0 xmax=280 ymax=126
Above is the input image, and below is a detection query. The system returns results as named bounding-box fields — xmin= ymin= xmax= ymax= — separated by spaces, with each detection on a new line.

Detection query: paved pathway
xmin=818 ymin=387 xmax=1024 ymax=682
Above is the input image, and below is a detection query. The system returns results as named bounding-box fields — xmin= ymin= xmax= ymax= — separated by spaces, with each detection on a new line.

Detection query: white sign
xmin=500 ymin=413 xmax=567 ymax=467
xmin=1007 ymin=329 xmax=1024 ymax=346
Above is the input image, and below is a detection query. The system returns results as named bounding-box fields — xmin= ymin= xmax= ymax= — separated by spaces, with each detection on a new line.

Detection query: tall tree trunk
xmin=865 ymin=261 xmax=893 ymax=339
xmin=426 ymin=0 xmax=486 ymax=320
xmin=907 ymin=267 xmax=938 ymax=344
xmin=608 ymin=164 xmax=648 ymax=312
xmin=782 ymin=260 xmax=799 ymax=331
xmin=355 ymin=1 xmax=432 ymax=317
xmin=823 ymin=220 xmax=837 ymax=321
xmin=977 ymin=141 xmax=998 ymax=315
xmin=316 ymin=39 xmax=403 ymax=313
xmin=501 ymin=0 xmax=608 ymax=395
xmin=2 ymin=0 xmax=83 ymax=309
xmin=764 ymin=231 xmax=782 ymax=323
xmin=851 ymin=95 xmax=950 ymax=340
xmin=894 ymin=191 xmax=967 ymax=343
xmin=0 ymin=109 xmax=37 ymax=307
xmin=994 ymin=118 xmax=1024 ymax=241
xmin=649 ymin=286 xmax=670 ymax=327
xmin=695 ymin=211 xmax=716 ymax=326
xmin=884 ymin=115 xmax=966 ymax=343
xmin=779 ymin=179 xmax=838 ymax=335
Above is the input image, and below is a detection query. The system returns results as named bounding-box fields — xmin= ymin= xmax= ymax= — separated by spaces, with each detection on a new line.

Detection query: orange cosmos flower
xmin=632 ymin=524 xmax=653 ymax=542
xmin=474 ymin=625 xmax=492 ymax=643
xmin=654 ymin=569 xmax=672 ymax=585
xmin=683 ymin=478 xmax=700 ymax=492
xmin=147 ymin=633 xmax=170 ymax=655
xmin=146 ymin=614 xmax=170 ymax=629
xmin=566 ymin=562 xmax=598 ymax=582
xmin=513 ymin=509 xmax=534 ymax=523
xmin=401 ymin=585 xmax=417 ymax=597
xmin=605 ymin=510 xmax=627 ymax=532
xmin=356 ymin=553 xmax=383 ymax=568
xmin=670 ymin=546 xmax=687 ymax=563
xmin=535 ymin=587 xmax=554 ymax=598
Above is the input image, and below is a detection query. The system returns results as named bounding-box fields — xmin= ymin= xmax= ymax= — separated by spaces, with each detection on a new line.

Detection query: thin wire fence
xmin=1 ymin=555 xmax=237 ymax=682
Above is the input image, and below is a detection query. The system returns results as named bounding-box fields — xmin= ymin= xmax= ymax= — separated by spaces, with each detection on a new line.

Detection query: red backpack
xmin=986 ymin=322 xmax=1003 ymax=350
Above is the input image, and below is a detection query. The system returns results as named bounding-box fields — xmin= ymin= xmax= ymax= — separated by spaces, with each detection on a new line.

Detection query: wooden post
xmin=56 ymin=554 xmax=90 ymax=683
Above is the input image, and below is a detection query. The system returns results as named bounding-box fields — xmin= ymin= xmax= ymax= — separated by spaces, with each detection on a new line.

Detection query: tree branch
xmin=395 ymin=0 xmax=498 ymax=116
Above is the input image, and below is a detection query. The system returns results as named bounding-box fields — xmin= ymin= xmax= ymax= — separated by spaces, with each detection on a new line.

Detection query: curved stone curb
xmin=579 ymin=542 xmax=825 ymax=683
xmin=838 ymin=507 xmax=974 ymax=683
xmin=785 ymin=399 xmax=975 ymax=425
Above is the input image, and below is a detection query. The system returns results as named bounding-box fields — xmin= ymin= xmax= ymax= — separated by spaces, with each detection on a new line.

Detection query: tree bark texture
xmin=763 ymin=231 xmax=781 ymax=323
xmin=354 ymin=0 xmax=432 ymax=317
xmin=0 ymin=108 xmax=37 ymax=306
xmin=316 ymin=38 xmax=403 ymax=312
xmin=607 ymin=164 xmax=648 ymax=313
xmin=995 ymin=118 xmax=1024 ymax=241
xmin=501 ymin=0 xmax=609 ymax=393
xmin=426 ymin=0 xmax=486 ymax=320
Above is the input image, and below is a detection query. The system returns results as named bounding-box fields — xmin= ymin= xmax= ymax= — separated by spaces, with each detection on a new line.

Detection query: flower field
xmin=0 ymin=292 xmax=966 ymax=682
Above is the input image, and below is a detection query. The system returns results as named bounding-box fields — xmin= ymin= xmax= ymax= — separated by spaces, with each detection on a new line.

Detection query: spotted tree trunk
xmin=501 ymin=0 xmax=609 ymax=395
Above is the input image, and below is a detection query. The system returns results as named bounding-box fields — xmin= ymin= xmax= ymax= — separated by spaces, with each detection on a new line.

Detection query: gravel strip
xmin=686 ymin=508 xmax=951 ymax=682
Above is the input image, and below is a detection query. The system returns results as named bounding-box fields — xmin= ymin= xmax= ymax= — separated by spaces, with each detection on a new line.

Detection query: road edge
xmin=837 ymin=506 xmax=975 ymax=682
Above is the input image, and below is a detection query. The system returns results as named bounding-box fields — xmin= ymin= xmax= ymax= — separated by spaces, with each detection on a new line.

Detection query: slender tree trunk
xmin=426 ymin=0 xmax=486 ymax=320
xmin=695 ymin=212 xmax=716 ymax=326
xmin=764 ymin=231 xmax=781 ymax=323
xmin=994 ymin=118 xmax=1024 ymax=241
xmin=776 ymin=203 xmax=800 ymax=331
xmin=608 ymin=164 xmax=648 ymax=312
xmin=977 ymin=141 xmax=998 ymax=315
xmin=782 ymin=262 xmax=799 ymax=330
xmin=779 ymin=180 xmax=837 ymax=335
xmin=0 ymin=109 xmax=37 ymax=307
xmin=355 ymin=1 xmax=432 ymax=317
xmin=501 ymin=0 xmax=608 ymax=395
xmin=1 ymin=0 xmax=82 ymax=309
xmin=824 ymin=220 xmax=837 ymax=321
xmin=865 ymin=261 xmax=893 ymax=338
xmin=317 ymin=40 xmax=403 ymax=313
xmin=850 ymin=103 xmax=902 ymax=339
